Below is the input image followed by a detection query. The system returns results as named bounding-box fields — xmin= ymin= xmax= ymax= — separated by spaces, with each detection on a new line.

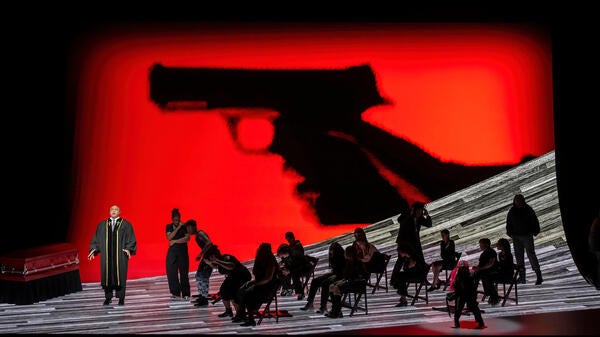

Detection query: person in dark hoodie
xmin=506 ymin=193 xmax=543 ymax=285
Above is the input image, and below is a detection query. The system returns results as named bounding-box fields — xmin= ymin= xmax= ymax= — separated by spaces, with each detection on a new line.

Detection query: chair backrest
xmin=454 ymin=251 xmax=462 ymax=261
xmin=306 ymin=255 xmax=319 ymax=265
xmin=367 ymin=251 xmax=390 ymax=274
xmin=442 ymin=252 xmax=462 ymax=271
xmin=453 ymin=252 xmax=462 ymax=267
xmin=514 ymin=263 xmax=525 ymax=272
xmin=305 ymin=255 xmax=318 ymax=274
xmin=423 ymin=263 xmax=432 ymax=279
xmin=383 ymin=253 xmax=391 ymax=264
xmin=266 ymin=277 xmax=282 ymax=302
xmin=301 ymin=256 xmax=319 ymax=293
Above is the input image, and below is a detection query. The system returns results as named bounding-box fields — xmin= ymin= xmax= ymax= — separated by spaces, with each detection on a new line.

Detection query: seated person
xmin=352 ymin=227 xmax=386 ymax=274
xmin=326 ymin=245 xmax=369 ymax=318
xmin=234 ymin=243 xmax=280 ymax=327
xmin=204 ymin=245 xmax=252 ymax=319
xmin=496 ymin=238 xmax=515 ymax=283
xmin=301 ymin=241 xmax=346 ymax=313
xmin=276 ymin=243 xmax=294 ymax=296
xmin=390 ymin=242 xmax=428 ymax=307
xmin=428 ymin=228 xmax=457 ymax=291
xmin=472 ymin=238 xmax=500 ymax=305
xmin=285 ymin=231 xmax=312 ymax=300
xmin=452 ymin=260 xmax=485 ymax=329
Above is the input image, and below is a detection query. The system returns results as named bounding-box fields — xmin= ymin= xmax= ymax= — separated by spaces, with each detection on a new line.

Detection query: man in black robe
xmin=88 ymin=204 xmax=137 ymax=306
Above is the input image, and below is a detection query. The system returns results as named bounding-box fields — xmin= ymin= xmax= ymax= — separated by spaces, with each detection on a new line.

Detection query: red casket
xmin=0 ymin=243 xmax=83 ymax=304
xmin=0 ymin=243 xmax=80 ymax=282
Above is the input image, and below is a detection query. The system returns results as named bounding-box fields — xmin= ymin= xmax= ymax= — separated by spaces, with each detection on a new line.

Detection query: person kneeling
xmin=204 ymin=246 xmax=252 ymax=319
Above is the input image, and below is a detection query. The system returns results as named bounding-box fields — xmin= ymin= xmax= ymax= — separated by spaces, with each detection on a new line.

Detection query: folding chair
xmin=480 ymin=263 xmax=524 ymax=306
xmin=367 ymin=253 xmax=391 ymax=294
xmin=442 ymin=252 xmax=462 ymax=291
xmin=502 ymin=263 xmax=524 ymax=306
xmin=340 ymin=279 xmax=368 ymax=316
xmin=301 ymin=255 xmax=319 ymax=294
xmin=256 ymin=279 xmax=283 ymax=325
xmin=405 ymin=264 xmax=431 ymax=305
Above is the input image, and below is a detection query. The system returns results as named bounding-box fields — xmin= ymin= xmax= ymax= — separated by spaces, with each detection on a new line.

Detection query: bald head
xmin=109 ymin=205 xmax=121 ymax=219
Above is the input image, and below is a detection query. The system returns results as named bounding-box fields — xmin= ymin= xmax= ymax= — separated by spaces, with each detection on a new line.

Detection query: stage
xmin=0 ymin=262 xmax=598 ymax=335
xmin=1 ymin=151 xmax=599 ymax=334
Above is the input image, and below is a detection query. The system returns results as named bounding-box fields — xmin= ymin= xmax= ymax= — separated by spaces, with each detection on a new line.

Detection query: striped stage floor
xmin=1 ymin=151 xmax=599 ymax=335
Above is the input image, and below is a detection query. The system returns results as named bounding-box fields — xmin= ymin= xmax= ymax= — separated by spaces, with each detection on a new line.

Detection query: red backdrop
xmin=66 ymin=23 xmax=554 ymax=282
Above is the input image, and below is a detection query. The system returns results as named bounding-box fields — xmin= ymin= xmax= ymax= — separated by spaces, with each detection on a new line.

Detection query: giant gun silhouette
xmin=149 ymin=63 xmax=518 ymax=224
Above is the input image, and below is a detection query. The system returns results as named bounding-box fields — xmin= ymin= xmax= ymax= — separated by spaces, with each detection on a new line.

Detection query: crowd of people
xmin=88 ymin=193 xmax=549 ymax=329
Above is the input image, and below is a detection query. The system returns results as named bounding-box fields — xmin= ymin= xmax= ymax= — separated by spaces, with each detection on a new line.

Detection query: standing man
xmin=88 ymin=205 xmax=137 ymax=306
xmin=506 ymin=193 xmax=543 ymax=285
xmin=186 ymin=219 xmax=213 ymax=307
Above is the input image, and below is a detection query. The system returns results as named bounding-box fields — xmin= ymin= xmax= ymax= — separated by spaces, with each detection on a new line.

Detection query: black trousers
xmin=454 ymin=295 xmax=484 ymax=325
xmin=166 ymin=247 xmax=191 ymax=297
xmin=476 ymin=269 xmax=499 ymax=300
xmin=306 ymin=272 xmax=338 ymax=307
xmin=220 ymin=274 xmax=251 ymax=301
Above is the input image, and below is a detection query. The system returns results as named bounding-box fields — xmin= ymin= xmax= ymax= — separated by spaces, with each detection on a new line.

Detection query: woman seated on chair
xmin=352 ymin=227 xmax=386 ymax=274
xmin=495 ymin=238 xmax=515 ymax=283
xmin=234 ymin=242 xmax=280 ymax=327
xmin=326 ymin=245 xmax=369 ymax=318
xmin=391 ymin=241 xmax=428 ymax=307
xmin=428 ymin=229 xmax=457 ymax=291
xmin=300 ymin=241 xmax=346 ymax=313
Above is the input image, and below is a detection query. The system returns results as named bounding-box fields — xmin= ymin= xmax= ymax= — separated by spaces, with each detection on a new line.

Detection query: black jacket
xmin=506 ymin=205 xmax=540 ymax=237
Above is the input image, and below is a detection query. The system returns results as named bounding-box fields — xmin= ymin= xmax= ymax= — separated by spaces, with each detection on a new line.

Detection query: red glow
xmin=67 ymin=23 xmax=554 ymax=282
